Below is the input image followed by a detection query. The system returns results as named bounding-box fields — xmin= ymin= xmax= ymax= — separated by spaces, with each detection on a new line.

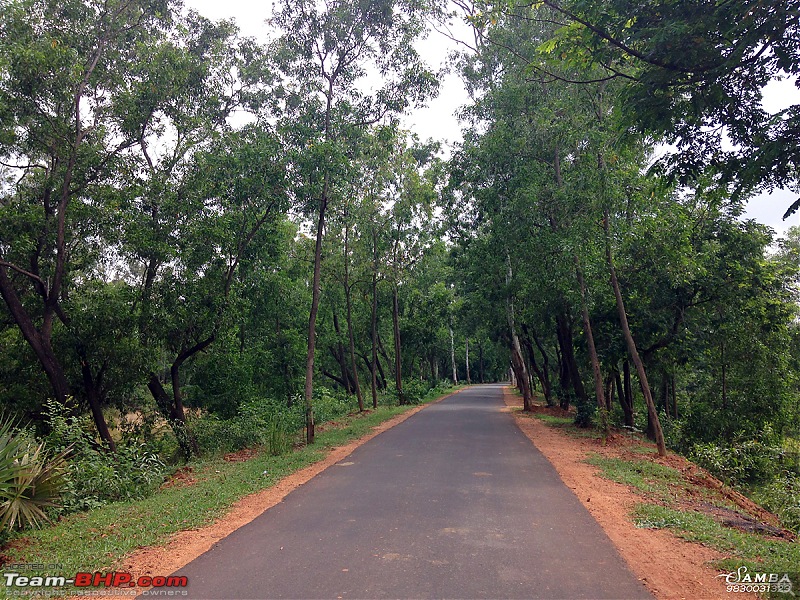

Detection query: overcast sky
xmin=186 ymin=0 xmax=800 ymax=238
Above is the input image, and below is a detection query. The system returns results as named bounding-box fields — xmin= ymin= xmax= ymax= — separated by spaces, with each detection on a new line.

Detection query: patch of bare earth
xmin=79 ymin=391 xmax=459 ymax=600
xmin=503 ymin=386 xmax=760 ymax=600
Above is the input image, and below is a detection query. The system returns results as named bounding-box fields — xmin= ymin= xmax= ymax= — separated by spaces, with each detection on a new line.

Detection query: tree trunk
xmin=478 ymin=339 xmax=485 ymax=383
xmin=506 ymin=256 xmax=532 ymax=411
xmin=603 ymin=210 xmax=666 ymax=456
xmin=465 ymin=337 xmax=471 ymax=384
xmin=344 ymin=225 xmax=364 ymax=411
xmin=0 ymin=266 xmax=72 ymax=407
xmin=392 ymin=285 xmax=404 ymax=404
xmin=370 ymin=235 xmax=379 ymax=408
xmin=450 ymin=324 xmax=458 ymax=383
xmin=79 ymin=357 xmax=116 ymax=452
xmin=620 ymin=361 xmax=635 ymax=427
xmin=331 ymin=312 xmax=352 ymax=393
xmin=521 ymin=327 xmax=551 ymax=405
xmin=574 ymin=254 xmax=605 ymax=409
xmin=556 ymin=311 xmax=587 ymax=410
xmin=530 ymin=327 xmax=554 ymax=406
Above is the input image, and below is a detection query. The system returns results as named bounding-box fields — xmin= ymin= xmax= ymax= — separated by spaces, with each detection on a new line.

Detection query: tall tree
xmin=271 ymin=0 xmax=436 ymax=442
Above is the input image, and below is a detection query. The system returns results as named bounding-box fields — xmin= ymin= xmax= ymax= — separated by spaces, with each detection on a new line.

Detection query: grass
xmin=1 ymin=385 xmax=461 ymax=582
xmin=585 ymin=454 xmax=684 ymax=499
xmin=633 ymin=503 xmax=800 ymax=592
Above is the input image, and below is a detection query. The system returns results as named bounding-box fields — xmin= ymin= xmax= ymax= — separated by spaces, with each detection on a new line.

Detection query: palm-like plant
xmin=0 ymin=418 xmax=67 ymax=531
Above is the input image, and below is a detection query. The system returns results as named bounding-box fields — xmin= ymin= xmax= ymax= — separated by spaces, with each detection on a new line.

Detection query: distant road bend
xmin=173 ymin=384 xmax=652 ymax=599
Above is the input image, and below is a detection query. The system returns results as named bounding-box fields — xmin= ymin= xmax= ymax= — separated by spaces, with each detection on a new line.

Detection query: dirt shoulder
xmin=76 ymin=391 xmax=461 ymax=599
xmin=502 ymin=387 xmax=757 ymax=600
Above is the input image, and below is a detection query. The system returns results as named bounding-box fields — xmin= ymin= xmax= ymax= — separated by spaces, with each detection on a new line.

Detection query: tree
xmin=270 ymin=0 xmax=437 ymax=442
xmin=0 ymin=0 xmax=181 ymax=445
xmin=479 ymin=0 xmax=800 ymax=203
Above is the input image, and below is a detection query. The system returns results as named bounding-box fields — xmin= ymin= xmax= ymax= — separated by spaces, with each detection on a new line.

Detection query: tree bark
xmin=574 ymin=254 xmax=606 ymax=409
xmin=450 ymin=324 xmax=458 ymax=383
xmin=506 ymin=256 xmax=532 ymax=410
xmin=370 ymin=233 xmax=379 ymax=409
xmin=392 ymin=285 xmax=404 ymax=404
xmin=556 ymin=311 xmax=587 ymax=410
xmin=478 ymin=339 xmax=485 ymax=383
xmin=620 ymin=361 xmax=635 ymax=427
xmin=78 ymin=355 xmax=116 ymax=452
xmin=603 ymin=209 xmax=666 ymax=456
xmin=465 ymin=337 xmax=471 ymax=384
xmin=0 ymin=266 xmax=72 ymax=407
xmin=343 ymin=222 xmax=364 ymax=411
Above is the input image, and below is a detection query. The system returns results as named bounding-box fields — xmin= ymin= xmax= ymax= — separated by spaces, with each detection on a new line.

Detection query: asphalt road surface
xmin=173 ymin=384 xmax=652 ymax=599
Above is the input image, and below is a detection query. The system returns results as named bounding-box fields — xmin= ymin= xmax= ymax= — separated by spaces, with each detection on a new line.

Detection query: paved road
xmin=174 ymin=385 xmax=652 ymax=599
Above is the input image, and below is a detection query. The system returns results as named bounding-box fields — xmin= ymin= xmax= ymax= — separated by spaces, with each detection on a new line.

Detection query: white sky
xmin=186 ymin=0 xmax=799 ymax=238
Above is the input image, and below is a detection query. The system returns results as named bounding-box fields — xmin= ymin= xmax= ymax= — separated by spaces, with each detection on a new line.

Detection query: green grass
xmin=1 ymin=386 xmax=461 ymax=580
xmin=633 ymin=503 xmax=800 ymax=589
xmin=531 ymin=414 xmax=573 ymax=426
xmin=585 ymin=454 xmax=684 ymax=498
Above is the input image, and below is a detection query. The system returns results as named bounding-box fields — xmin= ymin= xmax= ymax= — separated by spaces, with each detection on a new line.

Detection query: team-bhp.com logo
xmin=4 ymin=571 xmax=187 ymax=590
xmin=718 ymin=566 xmax=794 ymax=595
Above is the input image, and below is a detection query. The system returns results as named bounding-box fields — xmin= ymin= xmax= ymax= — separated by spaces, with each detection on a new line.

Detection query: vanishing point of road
xmin=175 ymin=384 xmax=652 ymax=599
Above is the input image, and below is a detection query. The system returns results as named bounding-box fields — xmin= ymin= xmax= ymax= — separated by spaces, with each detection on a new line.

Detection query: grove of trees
xmin=1 ymin=0 xmax=799 ymax=532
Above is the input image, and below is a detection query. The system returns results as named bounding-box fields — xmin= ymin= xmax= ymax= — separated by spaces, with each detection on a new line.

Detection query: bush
xmin=401 ymin=378 xmax=435 ymax=405
xmin=190 ymin=397 xmax=303 ymax=457
xmin=751 ymin=473 xmax=800 ymax=534
xmin=689 ymin=431 xmax=783 ymax=486
xmin=0 ymin=417 xmax=67 ymax=531
xmin=43 ymin=400 xmax=167 ymax=513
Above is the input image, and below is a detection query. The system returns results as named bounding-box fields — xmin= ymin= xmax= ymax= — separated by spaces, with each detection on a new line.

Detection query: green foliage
xmin=586 ymin=455 xmax=683 ymax=497
xmin=689 ymin=433 xmax=787 ymax=486
xmin=573 ymin=398 xmax=596 ymax=428
xmin=632 ymin=503 xmax=800 ymax=581
xmin=751 ymin=473 xmax=800 ymax=534
xmin=0 ymin=417 xmax=67 ymax=531
xmin=190 ymin=398 xmax=302 ymax=457
xmin=43 ymin=401 xmax=166 ymax=513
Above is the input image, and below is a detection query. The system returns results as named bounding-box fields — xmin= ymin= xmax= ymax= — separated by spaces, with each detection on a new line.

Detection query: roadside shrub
xmin=402 ymin=378 xmax=435 ymax=405
xmin=751 ymin=473 xmax=800 ymax=534
xmin=0 ymin=417 xmax=67 ymax=531
xmin=190 ymin=397 xmax=302 ymax=456
xmin=43 ymin=400 xmax=166 ymax=513
xmin=574 ymin=398 xmax=596 ymax=429
xmin=689 ymin=432 xmax=783 ymax=486
xmin=314 ymin=387 xmax=357 ymax=422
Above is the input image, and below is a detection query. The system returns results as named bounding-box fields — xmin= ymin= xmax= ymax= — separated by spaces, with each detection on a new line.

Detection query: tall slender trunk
xmin=529 ymin=327 xmax=554 ymax=406
xmin=370 ymin=233 xmax=379 ymax=408
xmin=303 ymin=76 xmax=338 ymax=444
xmin=478 ymin=340 xmax=485 ymax=383
xmin=574 ymin=254 xmax=605 ymax=408
xmin=507 ymin=256 xmax=532 ymax=410
xmin=621 ymin=361 xmax=634 ymax=427
xmin=450 ymin=324 xmax=458 ymax=383
xmin=345 ymin=290 xmax=364 ymax=412
xmin=465 ymin=337 xmax=471 ymax=384
xmin=521 ymin=330 xmax=550 ymax=404
xmin=556 ymin=311 xmax=587 ymax=410
xmin=392 ymin=284 xmax=404 ymax=404
xmin=603 ymin=210 xmax=666 ymax=456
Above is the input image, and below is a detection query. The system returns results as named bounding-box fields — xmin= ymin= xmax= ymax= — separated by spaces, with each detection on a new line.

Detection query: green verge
xmin=1 ymin=385 xmax=463 ymax=580
xmin=633 ymin=503 xmax=800 ymax=593
xmin=531 ymin=413 xmax=800 ymax=597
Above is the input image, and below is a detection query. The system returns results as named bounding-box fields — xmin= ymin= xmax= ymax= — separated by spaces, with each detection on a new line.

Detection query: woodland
xmin=1 ymin=0 xmax=799 ymax=536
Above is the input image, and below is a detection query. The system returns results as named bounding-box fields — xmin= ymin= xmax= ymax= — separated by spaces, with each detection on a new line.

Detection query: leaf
xmin=781 ymin=197 xmax=800 ymax=221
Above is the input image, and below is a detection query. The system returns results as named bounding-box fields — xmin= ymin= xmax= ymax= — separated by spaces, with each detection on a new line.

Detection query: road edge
xmin=107 ymin=387 xmax=468 ymax=590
